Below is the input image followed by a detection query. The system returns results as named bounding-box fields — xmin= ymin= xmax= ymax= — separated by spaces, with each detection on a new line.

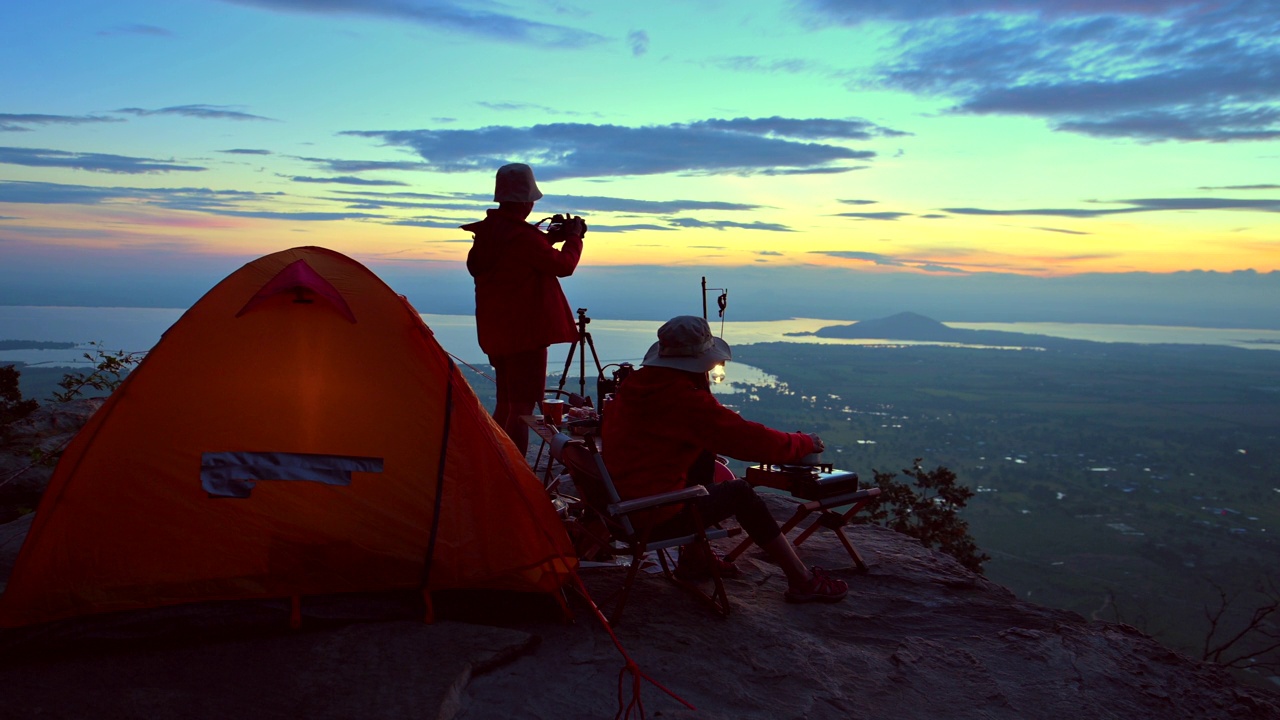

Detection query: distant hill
xmin=789 ymin=312 xmax=1085 ymax=350
xmin=0 ymin=341 xmax=75 ymax=351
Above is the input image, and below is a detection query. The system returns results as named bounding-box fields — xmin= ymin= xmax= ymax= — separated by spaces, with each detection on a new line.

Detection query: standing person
xmin=602 ymin=315 xmax=848 ymax=603
xmin=463 ymin=163 xmax=585 ymax=455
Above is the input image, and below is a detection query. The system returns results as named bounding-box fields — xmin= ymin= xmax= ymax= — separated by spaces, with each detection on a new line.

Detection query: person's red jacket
xmin=602 ymin=366 xmax=816 ymax=525
xmin=464 ymin=209 xmax=582 ymax=357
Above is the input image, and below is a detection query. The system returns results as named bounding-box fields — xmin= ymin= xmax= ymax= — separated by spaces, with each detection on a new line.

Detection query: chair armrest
xmin=548 ymin=432 xmax=579 ymax=461
xmin=608 ymin=485 xmax=709 ymax=516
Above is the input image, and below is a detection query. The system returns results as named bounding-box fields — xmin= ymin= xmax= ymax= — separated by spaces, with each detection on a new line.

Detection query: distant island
xmin=0 ymin=340 xmax=76 ymax=351
xmin=788 ymin=312 xmax=1086 ymax=350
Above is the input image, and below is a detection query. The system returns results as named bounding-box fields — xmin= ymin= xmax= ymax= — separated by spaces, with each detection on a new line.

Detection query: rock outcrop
xmin=1 ymin=493 xmax=1276 ymax=719
xmin=0 ymin=404 xmax=1276 ymax=719
xmin=0 ymin=398 xmax=103 ymax=522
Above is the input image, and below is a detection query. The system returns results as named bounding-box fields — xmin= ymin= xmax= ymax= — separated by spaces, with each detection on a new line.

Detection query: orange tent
xmin=0 ymin=247 xmax=575 ymax=628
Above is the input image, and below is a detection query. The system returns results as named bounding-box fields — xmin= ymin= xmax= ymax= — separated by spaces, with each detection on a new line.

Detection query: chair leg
xmin=789 ymin=498 xmax=875 ymax=571
xmin=689 ymin=506 xmax=730 ymax=617
xmin=725 ymin=504 xmax=813 ymax=563
xmin=610 ymin=527 xmax=655 ymax=626
xmin=725 ymin=497 xmax=875 ymax=572
xmin=705 ymin=552 xmax=731 ymax=617
xmin=660 ymin=508 xmax=731 ymax=618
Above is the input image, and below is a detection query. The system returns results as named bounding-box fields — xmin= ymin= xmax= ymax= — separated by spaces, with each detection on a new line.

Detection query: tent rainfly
xmin=0 ymin=246 xmax=576 ymax=628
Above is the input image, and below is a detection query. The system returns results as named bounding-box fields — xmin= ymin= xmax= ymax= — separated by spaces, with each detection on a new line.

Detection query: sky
xmin=1 ymin=0 xmax=1278 ymax=326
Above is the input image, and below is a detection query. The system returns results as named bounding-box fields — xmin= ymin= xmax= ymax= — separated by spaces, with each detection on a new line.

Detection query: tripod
xmin=556 ymin=307 xmax=605 ymax=405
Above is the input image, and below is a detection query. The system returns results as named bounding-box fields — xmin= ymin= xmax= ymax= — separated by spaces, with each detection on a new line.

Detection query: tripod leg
xmin=581 ymin=331 xmax=608 ymax=403
xmin=578 ymin=331 xmax=587 ymax=399
xmin=584 ymin=333 xmax=605 ymax=377
xmin=557 ymin=340 xmax=578 ymax=393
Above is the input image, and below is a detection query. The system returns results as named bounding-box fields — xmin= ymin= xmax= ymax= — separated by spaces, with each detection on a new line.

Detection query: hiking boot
xmin=785 ymin=566 xmax=847 ymax=603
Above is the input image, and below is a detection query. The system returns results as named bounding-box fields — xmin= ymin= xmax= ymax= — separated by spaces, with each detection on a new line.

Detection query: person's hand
xmin=806 ymin=433 xmax=825 ymax=453
xmin=568 ymin=216 xmax=587 ymax=238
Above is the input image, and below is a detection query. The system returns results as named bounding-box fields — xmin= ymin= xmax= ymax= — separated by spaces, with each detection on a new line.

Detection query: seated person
xmin=602 ymin=315 xmax=846 ymax=603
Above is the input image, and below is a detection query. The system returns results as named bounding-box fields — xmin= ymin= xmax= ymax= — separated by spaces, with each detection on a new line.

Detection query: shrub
xmin=865 ymin=459 xmax=990 ymax=574
xmin=0 ymin=365 xmax=39 ymax=443
xmin=51 ymin=343 xmax=140 ymax=403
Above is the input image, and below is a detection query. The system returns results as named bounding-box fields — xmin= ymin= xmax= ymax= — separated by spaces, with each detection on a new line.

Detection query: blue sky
xmin=1 ymin=0 xmax=1278 ymax=325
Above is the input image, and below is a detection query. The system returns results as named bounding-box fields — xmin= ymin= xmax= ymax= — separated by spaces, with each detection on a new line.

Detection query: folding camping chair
xmin=550 ymin=430 xmax=737 ymax=625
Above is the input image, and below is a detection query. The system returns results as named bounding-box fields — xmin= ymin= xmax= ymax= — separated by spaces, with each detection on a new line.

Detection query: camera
xmin=542 ymin=213 xmax=587 ymax=243
xmin=596 ymin=361 xmax=633 ymax=400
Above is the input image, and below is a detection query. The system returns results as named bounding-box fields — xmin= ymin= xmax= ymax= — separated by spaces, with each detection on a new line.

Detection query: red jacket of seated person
xmin=463 ymin=209 xmax=582 ymax=357
xmin=602 ymin=365 xmax=817 ymax=526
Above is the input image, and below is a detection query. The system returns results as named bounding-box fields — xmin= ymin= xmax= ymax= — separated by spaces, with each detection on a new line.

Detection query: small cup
xmin=540 ymin=399 xmax=566 ymax=426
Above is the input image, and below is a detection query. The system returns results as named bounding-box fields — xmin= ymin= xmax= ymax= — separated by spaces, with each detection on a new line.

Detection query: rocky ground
xmin=2 ymin=494 xmax=1277 ymax=719
xmin=0 ymin=403 xmax=1277 ymax=719
xmin=0 ymin=398 xmax=103 ymax=524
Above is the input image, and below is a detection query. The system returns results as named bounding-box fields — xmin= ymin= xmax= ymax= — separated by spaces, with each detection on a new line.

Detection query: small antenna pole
xmin=701 ymin=276 xmax=708 ymax=320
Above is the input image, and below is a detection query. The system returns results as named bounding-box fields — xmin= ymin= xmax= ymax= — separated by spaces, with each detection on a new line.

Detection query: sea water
xmin=3 ymin=307 xmax=1280 ymax=395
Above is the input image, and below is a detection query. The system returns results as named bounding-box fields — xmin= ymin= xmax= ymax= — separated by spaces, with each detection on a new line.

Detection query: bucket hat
xmin=493 ymin=163 xmax=543 ymax=202
xmin=641 ymin=315 xmax=732 ymax=373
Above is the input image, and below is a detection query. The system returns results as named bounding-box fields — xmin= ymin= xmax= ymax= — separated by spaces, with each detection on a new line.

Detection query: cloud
xmin=0 ymin=113 xmax=123 ymax=132
xmin=315 ymin=190 xmax=480 ymax=212
xmin=332 ymin=190 xmax=456 ymax=201
xmin=835 ymin=211 xmax=911 ymax=220
xmin=758 ymin=166 xmax=867 ymax=176
xmin=116 ymin=104 xmax=276 ymax=121
xmin=219 ymin=148 xmax=272 ymax=155
xmin=757 ymin=250 xmax=784 ymax=256
xmin=542 ymin=194 xmax=764 ymax=214
xmin=0 ymin=181 xmax=280 ymax=214
xmin=97 ymin=23 xmax=173 ymax=37
xmin=805 ymin=1 xmax=1280 ymax=142
xmin=585 ymin=223 xmax=678 ymax=233
xmin=209 ymin=210 xmax=383 ymax=222
xmin=1198 ymin=184 xmax=1280 ymax=191
xmin=294 ymin=156 xmax=430 ymax=173
xmin=475 ymin=102 xmax=600 ymax=118
xmin=478 ymin=102 xmax=551 ymax=113
xmin=330 ymin=188 xmax=766 ymax=215
xmin=839 ymin=199 xmax=878 ymax=205
xmin=0 ymin=147 xmax=205 ymax=174
xmin=1035 ymin=226 xmax=1091 ymax=235
xmin=813 ymin=250 xmax=906 ymax=266
xmin=697 ymin=116 xmax=908 ymax=140
xmin=0 ymin=181 xmax=139 ymax=205
xmin=915 ymin=263 xmax=971 ymax=273
xmin=343 ymin=116 xmax=889 ymax=179
xmin=707 ymin=56 xmax=827 ymax=75
xmin=628 ymin=30 xmax=649 ymax=57
xmin=386 ymin=218 xmax=468 ymax=229
xmin=808 ymin=249 xmax=982 ymax=274
xmin=800 ymin=1 xmax=1208 ymax=23
xmin=666 ymin=217 xmax=794 ymax=232
xmin=289 ymin=175 xmax=409 ymax=186
xmin=943 ymin=196 xmax=1280 ymax=217
xmin=1124 ymin=197 xmax=1280 ymax=213
xmin=214 ymin=0 xmax=607 ymax=48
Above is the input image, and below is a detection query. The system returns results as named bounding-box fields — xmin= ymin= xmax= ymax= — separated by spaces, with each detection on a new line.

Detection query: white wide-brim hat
xmin=641 ymin=315 xmax=732 ymax=373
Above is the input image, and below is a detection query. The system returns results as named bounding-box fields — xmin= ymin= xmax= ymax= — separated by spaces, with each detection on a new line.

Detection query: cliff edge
xmin=1 ymin=492 xmax=1276 ymax=719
